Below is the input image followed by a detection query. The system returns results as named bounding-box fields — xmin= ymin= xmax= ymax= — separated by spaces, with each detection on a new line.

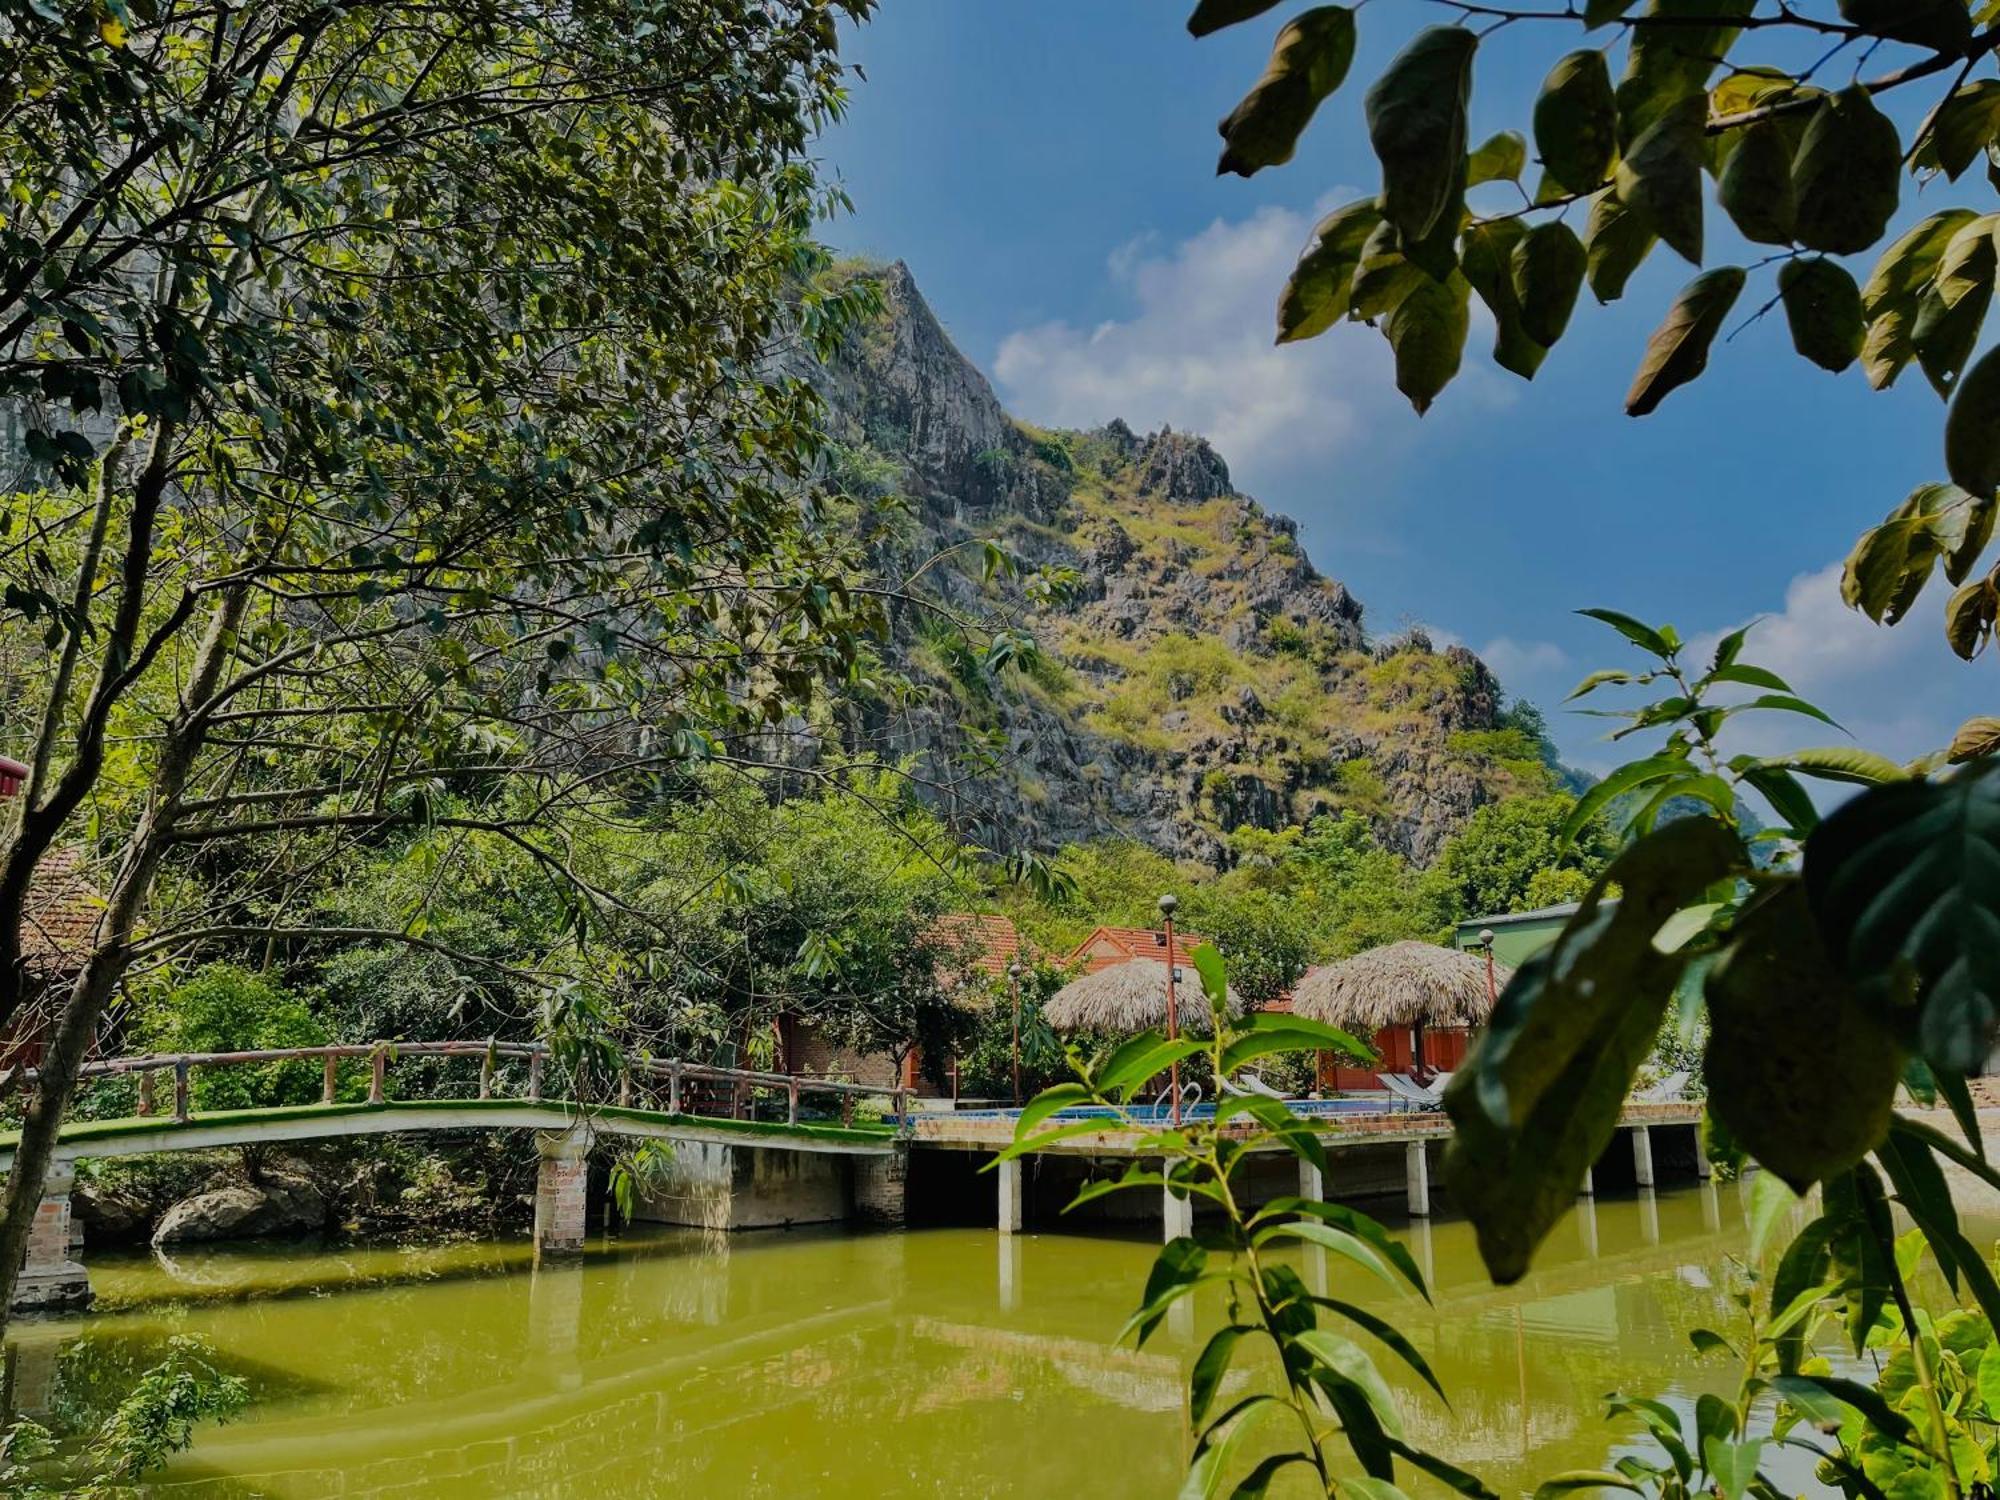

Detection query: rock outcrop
xmin=808 ymin=262 xmax=1553 ymax=866
xmin=152 ymin=1175 xmax=330 ymax=1245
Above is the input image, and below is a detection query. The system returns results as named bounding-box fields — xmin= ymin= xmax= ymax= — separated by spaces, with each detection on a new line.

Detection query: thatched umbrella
xmin=1290 ymin=941 xmax=1510 ymax=1073
xmin=1043 ymin=959 xmax=1244 ymax=1035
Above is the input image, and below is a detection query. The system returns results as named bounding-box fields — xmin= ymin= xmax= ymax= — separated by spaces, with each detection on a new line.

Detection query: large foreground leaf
xmin=1444 ymin=817 xmax=1745 ymax=1281
xmin=1805 ymin=759 xmax=2000 ymax=1073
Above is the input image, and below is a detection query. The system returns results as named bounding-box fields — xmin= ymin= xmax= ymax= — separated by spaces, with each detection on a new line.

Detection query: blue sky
xmin=822 ymin=3 xmax=1993 ymax=776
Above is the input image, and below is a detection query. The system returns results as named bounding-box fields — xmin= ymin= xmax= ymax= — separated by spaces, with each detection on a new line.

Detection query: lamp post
xmin=1008 ymin=961 xmax=1025 ymax=1106
xmin=1480 ymin=928 xmax=1498 ymax=1007
xmin=1159 ymin=893 xmax=1181 ymax=1126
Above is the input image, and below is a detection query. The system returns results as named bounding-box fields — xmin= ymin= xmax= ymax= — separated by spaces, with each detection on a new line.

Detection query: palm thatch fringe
xmin=1043 ymin=959 xmax=1244 ymax=1035
xmin=1289 ymin=941 xmax=1510 ymax=1031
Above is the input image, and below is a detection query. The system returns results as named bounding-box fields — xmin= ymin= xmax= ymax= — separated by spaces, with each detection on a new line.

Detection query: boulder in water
xmin=152 ymin=1175 xmax=330 ymax=1245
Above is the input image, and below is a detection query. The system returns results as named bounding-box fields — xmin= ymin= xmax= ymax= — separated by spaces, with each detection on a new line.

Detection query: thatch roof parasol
xmin=1043 ymin=959 xmax=1244 ymax=1035
xmin=1290 ymin=941 xmax=1510 ymax=1031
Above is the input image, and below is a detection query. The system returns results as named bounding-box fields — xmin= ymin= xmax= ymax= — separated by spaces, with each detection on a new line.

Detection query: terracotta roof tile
xmin=1066 ymin=925 xmax=1209 ymax=975
xmin=20 ymin=846 xmax=98 ymax=976
xmin=927 ymin=912 xmax=1027 ymax=979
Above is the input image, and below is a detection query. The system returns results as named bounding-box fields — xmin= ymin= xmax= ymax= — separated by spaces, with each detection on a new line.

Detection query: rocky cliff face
xmin=812 ymin=262 xmax=1551 ymax=867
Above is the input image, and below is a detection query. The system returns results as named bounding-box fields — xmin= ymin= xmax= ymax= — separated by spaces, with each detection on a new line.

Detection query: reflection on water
xmin=1 ymin=1182 xmax=1822 ymax=1498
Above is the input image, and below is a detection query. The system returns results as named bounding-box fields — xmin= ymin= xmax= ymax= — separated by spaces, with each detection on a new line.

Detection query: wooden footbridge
xmin=2 ymin=1037 xmax=1713 ymax=1317
xmin=3 ymin=1041 xmax=908 ymax=1312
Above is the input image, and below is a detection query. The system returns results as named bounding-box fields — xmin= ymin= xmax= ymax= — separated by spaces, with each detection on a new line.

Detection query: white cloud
xmin=1691 ymin=561 xmax=1988 ymax=766
xmin=1479 ymin=636 xmax=1570 ymax=685
xmin=991 ymin=205 xmax=1399 ymax=475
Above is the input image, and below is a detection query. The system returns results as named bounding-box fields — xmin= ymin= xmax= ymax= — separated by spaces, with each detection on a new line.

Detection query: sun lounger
xmin=1379 ymin=1073 xmax=1442 ymax=1110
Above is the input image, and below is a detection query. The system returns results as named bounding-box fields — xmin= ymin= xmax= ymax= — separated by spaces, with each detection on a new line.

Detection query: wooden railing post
xmin=527 ymin=1049 xmax=543 ymax=1102
xmin=842 ymin=1093 xmax=854 ymax=1128
xmin=369 ymin=1046 xmax=386 ymax=1105
xmin=322 ymin=1053 xmax=338 ymax=1105
xmin=619 ymin=1067 xmax=632 ymax=1108
xmin=787 ymin=1077 xmax=800 ymax=1126
xmin=173 ymin=1059 xmax=191 ymax=1122
xmin=668 ymin=1060 xmax=682 ymax=1115
xmin=478 ymin=1046 xmax=494 ymax=1100
xmin=137 ymin=1069 xmax=156 ymax=1117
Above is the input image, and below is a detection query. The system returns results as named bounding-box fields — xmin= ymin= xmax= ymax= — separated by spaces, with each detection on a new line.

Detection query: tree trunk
xmin=0 ymin=577 xmax=243 ymax=1334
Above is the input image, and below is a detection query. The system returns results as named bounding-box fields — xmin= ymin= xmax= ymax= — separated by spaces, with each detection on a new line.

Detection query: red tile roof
xmin=927 ymin=913 xmax=1026 ymax=980
xmin=1065 ymin=924 xmax=1210 ymax=975
xmin=21 ymin=846 xmax=98 ymax=977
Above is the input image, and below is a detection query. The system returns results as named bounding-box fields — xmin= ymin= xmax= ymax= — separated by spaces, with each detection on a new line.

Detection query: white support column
xmin=1631 ymin=1126 xmax=1655 ymax=1189
xmin=533 ymin=1125 xmax=591 ymax=1261
xmin=1298 ymin=1157 xmax=1325 ymax=1203
xmin=997 ymin=1156 xmax=1023 ymax=1235
xmin=1579 ymin=1165 xmax=1595 ymax=1198
xmin=998 ymin=1236 xmax=1023 ymax=1311
xmin=1576 ymin=1194 xmax=1600 ymax=1258
xmin=1405 ymin=1141 xmax=1431 ymax=1218
xmin=12 ymin=1159 xmax=91 ymax=1313
xmin=1694 ymin=1126 xmax=1713 ymax=1180
xmin=1163 ymin=1179 xmax=1194 ymax=1242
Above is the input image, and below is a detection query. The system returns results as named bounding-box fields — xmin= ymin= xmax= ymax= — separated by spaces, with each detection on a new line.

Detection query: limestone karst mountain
xmin=810 ymin=261 xmax=1559 ymax=868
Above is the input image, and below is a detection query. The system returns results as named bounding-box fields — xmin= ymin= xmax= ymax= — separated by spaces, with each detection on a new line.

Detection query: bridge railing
xmin=4 ymin=1041 xmax=909 ymax=1130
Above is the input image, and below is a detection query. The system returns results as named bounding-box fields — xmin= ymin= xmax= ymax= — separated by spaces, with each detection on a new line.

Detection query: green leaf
xmin=1103 ymin=1039 xmax=1210 ymax=1099
xmin=1946 ymin=343 xmax=2000 ymax=499
xmin=1015 ymin=1082 xmax=1091 ymax=1137
xmin=1862 ymin=302 xmax=1918 ymax=391
xmin=1220 ymin=1027 xmax=1357 ymax=1075
xmin=1342 ymin=1480 xmax=1412 ymax=1500
xmin=1914 ymin=218 xmax=1996 ymax=396
xmin=1467 ymin=129 xmax=1527 ymax=186
xmin=1384 ymin=269 xmax=1470 ymax=414
xmin=1561 ymin=754 xmax=1694 ymax=844
xmin=1226 ymin=1455 xmax=1312 ymax=1499
xmin=1864 ymin=211 xmax=1980 ymax=318
xmin=1706 ymin=662 xmax=1792 ymax=692
xmin=1187 ymin=0 xmax=1286 ymax=36
xmin=1259 ymin=1196 xmax=1430 ymax=1297
xmin=1192 ymin=943 xmax=1230 ymax=1013
xmin=1293 ymin=1328 xmax=1404 ymax=1437
xmin=1180 ymin=1395 xmax=1285 ymax=1500
xmin=1513 ymin=222 xmax=1587 ymax=347
xmin=1351 ymin=221 xmax=1425 ymax=320
xmin=1945 ymin=576 xmax=1998 ymax=660
xmin=1462 ymin=219 xmax=1547 ymax=380
xmin=1748 ymin=1171 xmax=1800 ymax=1260
xmin=1614 ymin=93 xmax=1706 ymax=265
xmin=1805 ymin=758 xmax=2000 ymax=1074
xmin=1367 ymin=27 xmax=1478 ymax=242
xmin=1732 ymin=694 xmax=1842 ymax=730
xmin=1702 ymin=1436 xmax=1764 ymax=1500
xmin=1576 ymin=607 xmax=1673 ymax=657
xmin=1839 ymin=0 xmax=1971 ymax=55
xmin=1625 ymin=267 xmax=1747 ymax=416
xmin=1778 ymin=259 xmax=1863 ymax=374
xmin=1128 ymin=1236 xmax=1209 ymax=1347
xmin=1758 ymin=747 xmax=1907 ymax=786
xmin=1385 ymin=1438 xmax=1500 ymax=1500
xmin=1705 ymin=882 xmax=1902 ymax=1191
xmin=1925 ymin=79 xmax=2000 ymax=181
xmin=1217 ymin=7 xmax=1358 ymax=177
xmin=1842 ymin=515 xmax=1936 ymax=623
xmin=1535 ymin=1474 xmax=1645 ymax=1499
xmin=1535 ymin=51 xmax=1617 ymax=194
xmin=1740 ymin=766 xmax=1818 ymax=836
xmin=1316 ymin=1297 xmax=1449 ymax=1404
xmin=1718 ymin=121 xmax=1797 ymax=246
xmin=1951 ymin=714 xmax=2000 ymax=762
xmin=991 ymin=1118 xmax=1124 ymax=1164
xmin=1278 ymin=199 xmax=1382 ymax=343
xmin=1191 ymin=1324 xmax=1254 ymax=1423
xmin=1256 ymin=1219 xmax=1403 ymax=1292
xmin=1444 ymin=818 xmax=1746 ymax=1281
xmin=1585 ymin=189 xmax=1657 ymax=304
xmin=1792 ymin=87 xmax=1903 ymax=256
xmin=1767 ymin=1215 xmax=1837 ymax=1371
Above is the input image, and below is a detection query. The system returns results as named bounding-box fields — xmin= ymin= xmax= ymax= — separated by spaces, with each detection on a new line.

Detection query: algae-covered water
xmin=2 ymin=1183 xmax=1811 ymax=1498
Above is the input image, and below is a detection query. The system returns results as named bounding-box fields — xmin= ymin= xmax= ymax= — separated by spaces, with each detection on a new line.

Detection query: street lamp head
xmin=1157 ymin=893 xmax=1179 ymax=919
xmin=1478 ymin=927 xmax=1496 ymax=949
xmin=1007 ymin=962 xmax=1024 ymax=981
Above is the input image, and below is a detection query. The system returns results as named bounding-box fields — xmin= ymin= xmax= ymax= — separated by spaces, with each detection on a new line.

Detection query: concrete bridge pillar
xmin=1405 ymin=1141 xmax=1431 ymax=1218
xmin=853 ymin=1146 xmax=907 ymax=1226
xmin=12 ymin=1159 xmax=91 ymax=1313
xmin=996 ymin=1156 xmax=1023 ymax=1235
xmin=1298 ymin=1158 xmax=1324 ymax=1203
xmin=1162 ymin=1176 xmax=1194 ymax=1242
xmin=1631 ymin=1126 xmax=1655 ymax=1189
xmin=533 ymin=1126 xmax=591 ymax=1261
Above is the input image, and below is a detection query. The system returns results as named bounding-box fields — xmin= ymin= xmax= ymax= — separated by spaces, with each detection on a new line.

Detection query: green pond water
xmin=3 ymin=1183 xmax=1830 ymax=1498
